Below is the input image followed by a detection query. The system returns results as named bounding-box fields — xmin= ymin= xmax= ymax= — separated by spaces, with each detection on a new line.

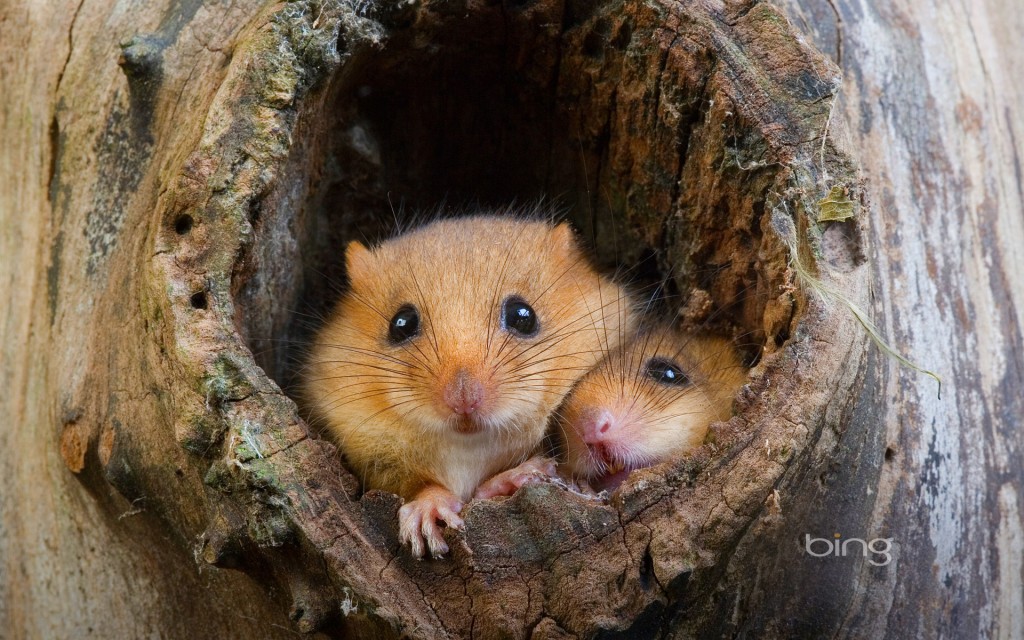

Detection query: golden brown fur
xmin=559 ymin=326 xmax=747 ymax=488
xmin=304 ymin=214 xmax=633 ymax=510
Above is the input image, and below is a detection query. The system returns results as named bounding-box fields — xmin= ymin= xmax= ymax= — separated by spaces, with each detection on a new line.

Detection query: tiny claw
xmin=398 ymin=485 xmax=464 ymax=559
xmin=421 ymin=517 xmax=449 ymax=559
xmin=436 ymin=504 xmax=465 ymax=531
xmin=398 ymin=503 xmax=426 ymax=559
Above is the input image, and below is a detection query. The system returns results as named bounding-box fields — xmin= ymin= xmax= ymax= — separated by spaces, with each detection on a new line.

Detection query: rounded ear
xmin=344 ymin=241 xmax=372 ymax=284
xmin=551 ymin=222 xmax=582 ymax=257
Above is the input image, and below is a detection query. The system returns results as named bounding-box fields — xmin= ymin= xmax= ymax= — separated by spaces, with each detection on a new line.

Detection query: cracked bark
xmin=2 ymin=0 xmax=1020 ymax=638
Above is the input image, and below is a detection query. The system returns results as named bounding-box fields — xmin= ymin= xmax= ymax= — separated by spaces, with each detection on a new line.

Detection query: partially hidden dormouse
xmin=557 ymin=325 xmax=748 ymax=492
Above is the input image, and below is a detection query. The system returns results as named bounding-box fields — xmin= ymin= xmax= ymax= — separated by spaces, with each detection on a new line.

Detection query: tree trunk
xmin=0 ymin=1 xmax=1018 ymax=639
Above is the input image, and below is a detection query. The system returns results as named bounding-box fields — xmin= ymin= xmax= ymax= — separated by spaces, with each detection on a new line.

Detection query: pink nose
xmin=443 ymin=369 xmax=485 ymax=415
xmin=580 ymin=408 xmax=617 ymax=444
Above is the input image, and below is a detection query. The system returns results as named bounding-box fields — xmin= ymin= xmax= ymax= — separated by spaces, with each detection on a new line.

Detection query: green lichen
xmin=246 ymin=457 xmax=283 ymax=491
xmin=201 ymin=352 xmax=256 ymax=407
xmin=817 ymin=185 xmax=856 ymax=222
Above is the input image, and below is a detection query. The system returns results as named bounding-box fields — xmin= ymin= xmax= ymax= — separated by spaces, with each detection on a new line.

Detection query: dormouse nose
xmin=443 ymin=369 xmax=485 ymax=416
xmin=579 ymin=407 xmax=618 ymax=444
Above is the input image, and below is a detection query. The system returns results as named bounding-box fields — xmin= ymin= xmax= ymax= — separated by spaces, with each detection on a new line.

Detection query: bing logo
xmin=804 ymin=533 xmax=893 ymax=566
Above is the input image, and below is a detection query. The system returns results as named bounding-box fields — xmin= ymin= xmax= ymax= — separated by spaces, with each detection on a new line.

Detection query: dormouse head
xmin=308 ymin=215 xmax=633 ymax=441
xmin=559 ymin=326 xmax=746 ymax=490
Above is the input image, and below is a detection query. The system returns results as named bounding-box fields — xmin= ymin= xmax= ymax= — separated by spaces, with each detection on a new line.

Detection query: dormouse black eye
xmin=644 ymin=357 xmax=690 ymax=386
xmin=501 ymin=296 xmax=539 ymax=337
xmin=388 ymin=304 xmax=420 ymax=344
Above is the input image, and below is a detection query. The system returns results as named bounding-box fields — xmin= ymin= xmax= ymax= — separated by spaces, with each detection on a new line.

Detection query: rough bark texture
xmin=732 ymin=1 xmax=1024 ymax=637
xmin=0 ymin=1 xmax=1018 ymax=639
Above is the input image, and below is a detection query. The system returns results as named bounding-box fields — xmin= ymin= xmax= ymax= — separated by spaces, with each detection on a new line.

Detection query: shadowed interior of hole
xmin=247 ymin=5 xmax=771 ymax=407
xmin=311 ymin=24 xmax=649 ymax=271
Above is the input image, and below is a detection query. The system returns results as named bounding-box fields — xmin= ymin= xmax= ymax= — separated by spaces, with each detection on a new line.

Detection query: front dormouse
xmin=304 ymin=214 xmax=634 ymax=558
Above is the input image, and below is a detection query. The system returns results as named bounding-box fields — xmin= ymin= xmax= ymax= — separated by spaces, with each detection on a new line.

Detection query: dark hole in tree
xmin=174 ymin=214 xmax=193 ymax=235
xmin=190 ymin=291 xmax=208 ymax=310
xmin=240 ymin=4 xmax=779 ymax=411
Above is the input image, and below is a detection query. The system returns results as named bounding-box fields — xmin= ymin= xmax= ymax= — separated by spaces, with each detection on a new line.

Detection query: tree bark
xmin=0 ymin=2 xmax=313 ymax=638
xmin=733 ymin=1 xmax=1024 ymax=637
xmin=0 ymin=0 xmax=1019 ymax=639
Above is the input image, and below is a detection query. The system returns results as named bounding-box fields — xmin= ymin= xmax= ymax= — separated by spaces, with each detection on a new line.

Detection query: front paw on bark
xmin=474 ymin=457 xmax=559 ymax=499
xmin=398 ymin=485 xmax=465 ymax=559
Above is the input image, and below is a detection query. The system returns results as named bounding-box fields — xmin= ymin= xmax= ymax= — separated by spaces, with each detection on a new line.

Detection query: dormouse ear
xmin=344 ymin=241 xmax=372 ymax=284
xmin=551 ymin=222 xmax=582 ymax=257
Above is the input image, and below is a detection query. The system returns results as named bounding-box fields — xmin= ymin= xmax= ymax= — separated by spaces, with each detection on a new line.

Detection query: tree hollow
xmin=146 ymin=0 xmax=868 ymax=636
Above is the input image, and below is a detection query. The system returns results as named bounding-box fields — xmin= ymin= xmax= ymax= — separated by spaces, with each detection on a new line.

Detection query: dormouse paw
xmin=398 ymin=486 xmax=464 ymax=559
xmin=473 ymin=457 xmax=559 ymax=500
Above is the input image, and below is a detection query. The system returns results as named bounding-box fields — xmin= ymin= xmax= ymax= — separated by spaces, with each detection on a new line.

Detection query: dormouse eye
xmin=388 ymin=304 xmax=420 ymax=344
xmin=501 ymin=296 xmax=539 ymax=337
xmin=644 ymin=358 xmax=690 ymax=386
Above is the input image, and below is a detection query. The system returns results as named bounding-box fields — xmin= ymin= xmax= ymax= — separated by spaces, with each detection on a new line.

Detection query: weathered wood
xmin=0 ymin=1 xmax=313 ymax=638
xmin=727 ymin=1 xmax=1024 ymax=636
xmin=2 ymin=0 xmax=1019 ymax=638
